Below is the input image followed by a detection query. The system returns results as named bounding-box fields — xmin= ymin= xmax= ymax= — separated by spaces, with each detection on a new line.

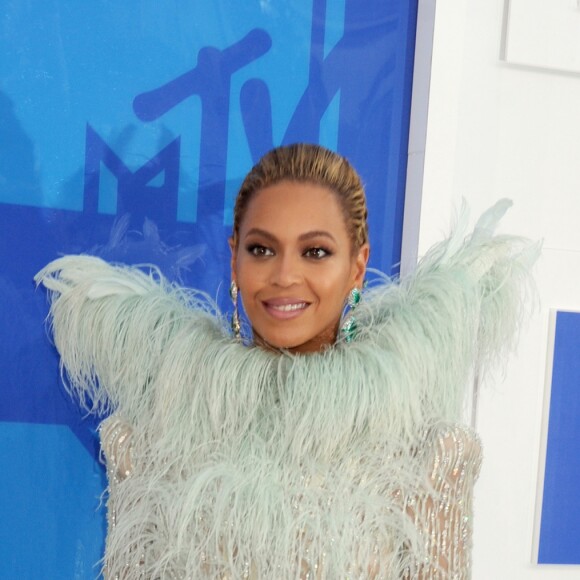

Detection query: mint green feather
xmin=35 ymin=200 xmax=538 ymax=578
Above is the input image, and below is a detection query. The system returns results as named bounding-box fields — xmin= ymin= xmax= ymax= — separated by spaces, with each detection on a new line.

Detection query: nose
xmin=269 ymin=252 xmax=302 ymax=288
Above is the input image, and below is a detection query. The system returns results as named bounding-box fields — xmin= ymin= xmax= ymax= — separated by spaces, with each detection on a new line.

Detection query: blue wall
xmin=0 ymin=1 xmax=418 ymax=576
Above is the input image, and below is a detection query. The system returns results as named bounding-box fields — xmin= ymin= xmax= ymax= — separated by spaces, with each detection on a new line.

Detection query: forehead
xmin=240 ymin=181 xmax=349 ymax=238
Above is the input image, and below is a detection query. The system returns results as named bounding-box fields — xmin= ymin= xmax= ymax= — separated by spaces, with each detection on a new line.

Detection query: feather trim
xmin=35 ymin=200 xmax=538 ymax=578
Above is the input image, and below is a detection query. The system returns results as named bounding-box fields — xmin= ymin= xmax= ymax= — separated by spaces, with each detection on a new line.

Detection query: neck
xmin=252 ymin=325 xmax=339 ymax=355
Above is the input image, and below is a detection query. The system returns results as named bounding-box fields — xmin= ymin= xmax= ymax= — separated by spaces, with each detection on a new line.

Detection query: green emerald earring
xmin=230 ymin=280 xmax=241 ymax=340
xmin=341 ymin=286 xmax=361 ymax=343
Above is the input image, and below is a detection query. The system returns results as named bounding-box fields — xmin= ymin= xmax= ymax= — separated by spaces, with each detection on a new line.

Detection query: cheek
xmin=235 ymin=254 xmax=254 ymax=285
xmin=314 ymin=264 xmax=353 ymax=304
xmin=235 ymin=257 xmax=263 ymax=305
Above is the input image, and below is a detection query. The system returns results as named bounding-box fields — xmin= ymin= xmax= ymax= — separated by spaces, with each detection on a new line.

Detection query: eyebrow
xmin=244 ymin=228 xmax=337 ymax=243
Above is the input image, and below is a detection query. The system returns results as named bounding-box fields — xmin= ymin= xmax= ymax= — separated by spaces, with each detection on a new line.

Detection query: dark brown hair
xmin=232 ymin=144 xmax=369 ymax=253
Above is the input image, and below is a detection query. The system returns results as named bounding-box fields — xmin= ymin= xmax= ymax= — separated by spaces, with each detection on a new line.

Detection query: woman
xmin=36 ymin=144 xmax=536 ymax=578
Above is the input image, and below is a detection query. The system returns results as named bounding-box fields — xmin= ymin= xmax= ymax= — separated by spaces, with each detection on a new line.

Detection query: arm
xmin=99 ymin=415 xmax=134 ymax=483
xmin=403 ymin=425 xmax=482 ymax=579
xmin=35 ymin=255 xmax=223 ymax=419
xmin=356 ymin=200 xmax=539 ymax=421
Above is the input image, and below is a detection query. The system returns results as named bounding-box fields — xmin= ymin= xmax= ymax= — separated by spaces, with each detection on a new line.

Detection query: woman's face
xmin=231 ymin=180 xmax=369 ymax=353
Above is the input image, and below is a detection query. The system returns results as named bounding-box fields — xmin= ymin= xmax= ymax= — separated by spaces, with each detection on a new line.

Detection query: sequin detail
xmin=99 ymin=420 xmax=481 ymax=579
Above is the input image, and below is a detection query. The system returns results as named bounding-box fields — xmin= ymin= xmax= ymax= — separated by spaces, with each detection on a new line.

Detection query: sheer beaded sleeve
xmin=99 ymin=415 xmax=134 ymax=484
xmin=98 ymin=416 xmax=149 ymax=579
xmin=403 ymin=425 xmax=482 ymax=579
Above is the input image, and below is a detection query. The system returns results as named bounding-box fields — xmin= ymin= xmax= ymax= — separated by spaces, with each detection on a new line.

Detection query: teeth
xmin=271 ymin=303 xmax=307 ymax=312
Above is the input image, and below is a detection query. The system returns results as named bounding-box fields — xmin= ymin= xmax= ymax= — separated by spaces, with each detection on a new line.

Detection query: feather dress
xmin=36 ymin=200 xmax=538 ymax=579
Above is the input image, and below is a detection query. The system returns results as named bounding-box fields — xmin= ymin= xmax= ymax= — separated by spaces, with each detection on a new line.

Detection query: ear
xmin=352 ymin=243 xmax=370 ymax=288
xmin=228 ymin=237 xmax=237 ymax=282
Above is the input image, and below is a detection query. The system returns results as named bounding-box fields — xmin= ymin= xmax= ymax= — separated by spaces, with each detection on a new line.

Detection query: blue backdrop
xmin=0 ymin=1 xmax=418 ymax=577
xmin=538 ymin=310 xmax=580 ymax=565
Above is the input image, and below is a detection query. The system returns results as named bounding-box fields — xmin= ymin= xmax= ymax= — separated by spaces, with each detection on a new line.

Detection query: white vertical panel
xmin=401 ymin=0 xmax=436 ymax=276
xmin=410 ymin=0 xmax=580 ymax=577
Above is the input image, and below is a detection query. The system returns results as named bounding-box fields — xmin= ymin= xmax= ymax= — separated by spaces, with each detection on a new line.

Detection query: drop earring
xmin=230 ymin=280 xmax=241 ymax=340
xmin=341 ymin=287 xmax=361 ymax=343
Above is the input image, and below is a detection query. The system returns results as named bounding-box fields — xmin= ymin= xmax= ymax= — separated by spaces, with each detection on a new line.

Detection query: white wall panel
xmin=408 ymin=1 xmax=580 ymax=577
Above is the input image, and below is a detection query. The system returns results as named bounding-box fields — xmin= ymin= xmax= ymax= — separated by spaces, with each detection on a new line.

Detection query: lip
xmin=262 ymin=298 xmax=310 ymax=320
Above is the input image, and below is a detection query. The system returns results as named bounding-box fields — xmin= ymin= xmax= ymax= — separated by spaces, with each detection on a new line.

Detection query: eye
xmin=246 ymin=244 xmax=274 ymax=257
xmin=303 ymin=247 xmax=331 ymax=259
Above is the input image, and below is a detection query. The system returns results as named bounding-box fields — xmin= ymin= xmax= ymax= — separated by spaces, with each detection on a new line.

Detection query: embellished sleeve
xmin=402 ymin=425 xmax=482 ymax=579
xmin=35 ymin=255 xmax=225 ymax=419
xmin=99 ymin=415 xmax=135 ymax=483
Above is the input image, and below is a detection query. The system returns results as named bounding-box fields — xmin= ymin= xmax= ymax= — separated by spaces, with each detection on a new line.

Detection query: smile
xmin=270 ymin=303 xmax=307 ymax=312
xmin=262 ymin=300 xmax=310 ymax=320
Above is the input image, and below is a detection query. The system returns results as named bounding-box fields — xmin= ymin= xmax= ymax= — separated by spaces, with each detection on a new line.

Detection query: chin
xmin=262 ymin=334 xmax=306 ymax=351
xmin=254 ymin=329 xmax=334 ymax=354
